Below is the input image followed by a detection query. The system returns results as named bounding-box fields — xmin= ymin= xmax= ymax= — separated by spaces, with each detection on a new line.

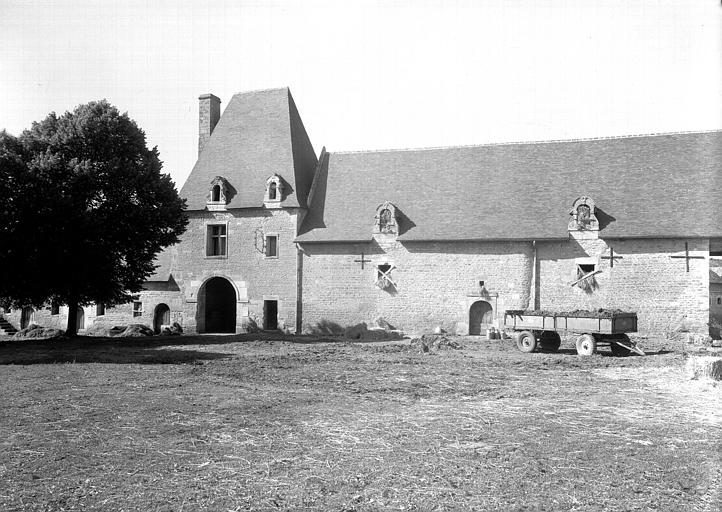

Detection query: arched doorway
xmin=76 ymin=307 xmax=85 ymax=330
xmin=21 ymin=307 xmax=34 ymax=329
xmin=469 ymin=300 xmax=493 ymax=335
xmin=199 ymin=277 xmax=236 ymax=333
xmin=154 ymin=304 xmax=171 ymax=334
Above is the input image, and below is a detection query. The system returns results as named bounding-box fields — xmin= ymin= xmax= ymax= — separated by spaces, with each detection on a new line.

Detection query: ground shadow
xmin=550 ymin=347 xmax=658 ymax=357
xmin=0 ymin=336 xmax=234 ymax=365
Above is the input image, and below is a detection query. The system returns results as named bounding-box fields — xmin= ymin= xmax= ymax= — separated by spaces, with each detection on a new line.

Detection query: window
xmin=265 ymin=174 xmax=283 ymax=203
xmin=574 ymin=263 xmax=598 ymax=293
xmin=206 ymin=224 xmax=227 ymax=257
xmin=376 ymin=264 xmax=397 ymax=290
xmin=211 ymin=184 xmax=221 ymax=202
xmin=96 ymin=303 xmax=105 ymax=316
xmin=374 ymin=201 xmax=398 ymax=235
xmin=133 ymin=301 xmax=143 ymax=317
xmin=718 ymin=297 xmax=721 ymax=305
xmin=265 ymin=235 xmax=278 ymax=258
xmin=578 ymin=263 xmax=595 ymax=274
xmin=377 ymin=264 xmax=391 ymax=280
xmin=50 ymin=300 xmax=60 ymax=315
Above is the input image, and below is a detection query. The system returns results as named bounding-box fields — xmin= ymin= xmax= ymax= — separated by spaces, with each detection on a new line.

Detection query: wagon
xmin=502 ymin=310 xmax=644 ymax=356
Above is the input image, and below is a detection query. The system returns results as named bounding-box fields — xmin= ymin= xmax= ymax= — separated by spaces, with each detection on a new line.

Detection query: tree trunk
xmin=66 ymin=298 xmax=78 ymax=337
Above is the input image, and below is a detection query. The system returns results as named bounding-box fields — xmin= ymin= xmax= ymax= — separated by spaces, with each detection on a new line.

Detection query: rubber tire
xmin=516 ymin=330 xmax=537 ymax=353
xmin=610 ymin=335 xmax=632 ymax=357
xmin=539 ymin=332 xmax=562 ymax=352
xmin=576 ymin=334 xmax=597 ymax=356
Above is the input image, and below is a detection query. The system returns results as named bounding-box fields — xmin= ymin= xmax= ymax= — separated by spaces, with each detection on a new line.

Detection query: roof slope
xmin=180 ymin=88 xmax=317 ymax=210
xmin=297 ymin=131 xmax=722 ymax=242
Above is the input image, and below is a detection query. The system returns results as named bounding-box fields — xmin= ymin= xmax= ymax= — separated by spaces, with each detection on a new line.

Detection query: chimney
xmin=198 ymin=94 xmax=221 ymax=155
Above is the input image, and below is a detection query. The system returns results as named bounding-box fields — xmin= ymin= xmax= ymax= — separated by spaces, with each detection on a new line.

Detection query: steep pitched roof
xmin=146 ymin=248 xmax=173 ymax=282
xmin=296 ymin=131 xmax=722 ymax=242
xmin=180 ymin=88 xmax=317 ymax=210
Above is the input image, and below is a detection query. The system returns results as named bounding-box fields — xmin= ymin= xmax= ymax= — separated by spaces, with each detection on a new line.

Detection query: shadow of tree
xmin=0 ymin=336 xmax=235 ymax=365
xmin=0 ymin=331 xmax=378 ymax=364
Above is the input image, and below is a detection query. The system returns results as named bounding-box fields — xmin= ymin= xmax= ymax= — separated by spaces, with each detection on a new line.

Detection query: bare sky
xmin=1 ymin=0 xmax=720 ymax=188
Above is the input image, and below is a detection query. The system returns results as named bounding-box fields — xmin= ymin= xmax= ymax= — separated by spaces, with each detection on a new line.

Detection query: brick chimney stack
xmin=198 ymin=94 xmax=221 ymax=155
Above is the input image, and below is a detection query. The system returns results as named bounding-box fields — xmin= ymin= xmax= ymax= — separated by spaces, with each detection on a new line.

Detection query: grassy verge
xmin=0 ymin=334 xmax=720 ymax=511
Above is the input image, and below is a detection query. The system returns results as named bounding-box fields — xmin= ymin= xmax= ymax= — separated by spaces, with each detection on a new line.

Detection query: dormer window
xmin=373 ymin=201 xmax=399 ymax=235
xmin=568 ymin=196 xmax=599 ymax=232
xmin=264 ymin=174 xmax=285 ymax=206
xmin=207 ymin=176 xmax=229 ymax=211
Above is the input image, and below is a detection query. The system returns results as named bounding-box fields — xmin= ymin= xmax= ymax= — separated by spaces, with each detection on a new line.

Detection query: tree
xmin=0 ymin=101 xmax=187 ymax=336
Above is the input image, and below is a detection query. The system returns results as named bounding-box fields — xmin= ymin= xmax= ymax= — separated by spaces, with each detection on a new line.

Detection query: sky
xmin=1 ymin=0 xmax=720 ymax=189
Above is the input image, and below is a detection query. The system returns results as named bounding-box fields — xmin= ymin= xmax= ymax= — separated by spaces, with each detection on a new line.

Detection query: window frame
xmin=205 ymin=222 xmax=229 ymax=259
xmin=132 ymin=301 xmax=143 ymax=318
xmin=375 ymin=263 xmax=397 ymax=290
xmin=265 ymin=233 xmax=279 ymax=259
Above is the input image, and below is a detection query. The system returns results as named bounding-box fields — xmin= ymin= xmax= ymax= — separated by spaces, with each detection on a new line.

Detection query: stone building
xmin=2 ymin=87 xmax=720 ymax=338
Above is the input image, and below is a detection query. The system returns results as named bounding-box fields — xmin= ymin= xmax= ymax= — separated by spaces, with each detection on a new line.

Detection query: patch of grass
xmin=0 ymin=335 xmax=719 ymax=511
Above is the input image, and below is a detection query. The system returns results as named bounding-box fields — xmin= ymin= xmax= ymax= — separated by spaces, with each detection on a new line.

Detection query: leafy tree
xmin=0 ymin=101 xmax=187 ymax=336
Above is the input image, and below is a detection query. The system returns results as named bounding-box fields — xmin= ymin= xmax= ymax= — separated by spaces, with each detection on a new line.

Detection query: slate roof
xmin=146 ymin=248 xmax=173 ymax=282
xmin=180 ymin=88 xmax=318 ymax=210
xmin=296 ymin=131 xmax=722 ymax=242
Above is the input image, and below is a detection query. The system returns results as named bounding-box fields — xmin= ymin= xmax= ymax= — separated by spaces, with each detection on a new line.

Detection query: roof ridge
xmin=230 ymin=87 xmax=289 ymax=98
xmin=329 ymin=129 xmax=722 ymax=155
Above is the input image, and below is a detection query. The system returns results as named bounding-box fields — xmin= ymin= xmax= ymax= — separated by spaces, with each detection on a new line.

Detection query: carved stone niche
xmin=374 ymin=201 xmax=399 ymax=235
xmin=207 ymin=176 xmax=230 ymax=211
xmin=264 ymin=174 xmax=285 ymax=206
xmin=568 ymin=196 xmax=599 ymax=232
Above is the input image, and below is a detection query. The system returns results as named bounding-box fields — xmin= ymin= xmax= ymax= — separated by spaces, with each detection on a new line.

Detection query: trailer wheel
xmin=516 ymin=331 xmax=537 ymax=353
xmin=539 ymin=332 xmax=561 ymax=352
xmin=610 ymin=335 xmax=632 ymax=357
xmin=576 ymin=334 xmax=597 ymax=356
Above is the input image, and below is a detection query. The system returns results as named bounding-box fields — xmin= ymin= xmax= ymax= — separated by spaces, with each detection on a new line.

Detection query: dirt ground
xmin=0 ymin=333 xmax=720 ymax=511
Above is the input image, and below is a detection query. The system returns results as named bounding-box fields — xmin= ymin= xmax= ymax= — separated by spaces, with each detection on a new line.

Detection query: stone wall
xmin=2 ymin=302 xmax=135 ymax=333
xmin=300 ymin=237 xmax=533 ymax=335
xmin=537 ymin=237 xmax=709 ymax=335
xmin=172 ymin=208 xmax=300 ymax=333
xmin=301 ymin=236 xmax=711 ymax=337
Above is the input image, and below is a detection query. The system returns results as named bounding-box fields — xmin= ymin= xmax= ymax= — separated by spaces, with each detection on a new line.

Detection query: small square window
xmin=578 ymin=264 xmax=595 ymax=274
xmin=206 ymin=224 xmax=227 ymax=257
xmin=96 ymin=303 xmax=105 ymax=316
xmin=377 ymin=264 xmax=391 ymax=279
xmin=265 ymin=235 xmax=278 ymax=258
xmin=376 ymin=264 xmax=396 ymax=290
xmin=132 ymin=301 xmax=143 ymax=317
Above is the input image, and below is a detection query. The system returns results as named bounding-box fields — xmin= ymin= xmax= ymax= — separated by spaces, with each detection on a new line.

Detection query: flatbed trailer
xmin=502 ymin=310 xmax=644 ymax=356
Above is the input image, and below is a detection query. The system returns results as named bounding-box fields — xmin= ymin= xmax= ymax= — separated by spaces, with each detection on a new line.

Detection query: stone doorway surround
xmin=198 ymin=276 xmax=237 ymax=333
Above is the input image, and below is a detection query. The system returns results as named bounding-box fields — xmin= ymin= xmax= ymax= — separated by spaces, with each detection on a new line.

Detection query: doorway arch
xmin=76 ymin=307 xmax=85 ymax=330
xmin=199 ymin=277 xmax=237 ymax=333
xmin=469 ymin=300 xmax=493 ymax=335
xmin=153 ymin=303 xmax=171 ymax=334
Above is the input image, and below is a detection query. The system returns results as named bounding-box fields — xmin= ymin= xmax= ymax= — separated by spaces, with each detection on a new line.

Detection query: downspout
xmin=296 ymin=242 xmax=303 ymax=334
xmin=531 ymin=240 xmax=540 ymax=310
